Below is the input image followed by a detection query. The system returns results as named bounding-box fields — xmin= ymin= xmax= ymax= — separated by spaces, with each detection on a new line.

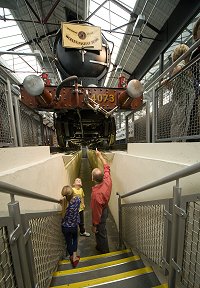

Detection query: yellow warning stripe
xmin=59 ymin=249 xmax=132 ymax=264
xmin=54 ymin=255 xmax=140 ymax=276
xmin=153 ymin=284 xmax=168 ymax=288
xmin=50 ymin=266 xmax=153 ymax=288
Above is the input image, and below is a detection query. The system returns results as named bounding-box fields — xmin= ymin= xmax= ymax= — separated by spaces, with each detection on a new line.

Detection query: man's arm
xmin=96 ymin=148 xmax=107 ymax=165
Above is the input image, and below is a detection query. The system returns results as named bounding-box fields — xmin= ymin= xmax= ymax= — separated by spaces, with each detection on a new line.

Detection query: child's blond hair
xmin=171 ymin=44 xmax=189 ymax=62
xmin=61 ymin=185 xmax=74 ymax=201
xmin=73 ymin=178 xmax=82 ymax=187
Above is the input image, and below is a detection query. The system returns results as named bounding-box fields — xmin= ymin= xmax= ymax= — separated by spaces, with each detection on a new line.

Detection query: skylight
xmin=88 ymin=0 xmax=137 ymax=86
xmin=0 ymin=8 xmax=42 ymax=84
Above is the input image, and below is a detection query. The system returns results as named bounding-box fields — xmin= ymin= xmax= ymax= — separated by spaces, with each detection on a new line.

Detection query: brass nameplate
xmin=62 ymin=23 xmax=102 ymax=50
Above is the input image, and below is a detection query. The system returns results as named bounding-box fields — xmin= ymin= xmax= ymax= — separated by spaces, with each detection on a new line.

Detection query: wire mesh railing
xmin=0 ymin=223 xmax=18 ymax=287
xmin=180 ymin=199 xmax=200 ymax=288
xmin=121 ymin=200 xmax=166 ymax=265
xmin=0 ymin=181 xmax=65 ymax=288
xmin=155 ymin=56 xmax=200 ymax=142
xmin=27 ymin=213 xmax=65 ymax=288
xmin=120 ymin=43 xmax=200 ymax=144
xmin=0 ymin=77 xmax=56 ymax=148
xmin=0 ymin=77 xmax=13 ymax=147
xmin=118 ymin=162 xmax=200 ymax=287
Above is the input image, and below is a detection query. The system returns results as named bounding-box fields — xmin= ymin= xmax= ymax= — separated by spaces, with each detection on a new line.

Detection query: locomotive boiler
xmin=20 ymin=21 xmax=144 ymax=148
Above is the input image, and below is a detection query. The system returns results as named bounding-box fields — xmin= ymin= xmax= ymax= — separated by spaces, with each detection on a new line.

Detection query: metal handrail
xmin=144 ymin=38 xmax=200 ymax=92
xmin=0 ymin=181 xmax=59 ymax=203
xmin=119 ymin=161 xmax=200 ymax=199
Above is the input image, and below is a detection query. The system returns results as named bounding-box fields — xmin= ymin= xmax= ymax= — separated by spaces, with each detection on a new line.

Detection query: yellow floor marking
xmin=54 ymin=255 xmax=140 ymax=276
xmin=59 ymin=249 xmax=132 ymax=264
xmin=153 ymin=284 xmax=168 ymax=288
xmin=50 ymin=266 xmax=153 ymax=288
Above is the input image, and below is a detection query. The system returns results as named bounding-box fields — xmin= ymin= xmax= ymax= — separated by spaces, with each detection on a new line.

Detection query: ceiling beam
xmin=110 ymin=0 xmax=132 ymax=14
xmin=85 ymin=0 xmax=107 ymax=21
xmin=24 ymin=0 xmax=41 ymax=23
xmin=130 ymin=0 xmax=200 ymax=80
xmin=42 ymin=0 xmax=61 ymax=24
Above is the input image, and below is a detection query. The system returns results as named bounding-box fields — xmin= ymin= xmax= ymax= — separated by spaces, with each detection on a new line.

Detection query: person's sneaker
xmin=80 ymin=231 xmax=90 ymax=237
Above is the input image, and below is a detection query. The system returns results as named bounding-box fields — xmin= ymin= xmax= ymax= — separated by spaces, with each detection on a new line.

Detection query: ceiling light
xmin=132 ymin=14 xmax=145 ymax=33
xmin=138 ymin=34 xmax=143 ymax=42
xmin=116 ymin=65 xmax=122 ymax=71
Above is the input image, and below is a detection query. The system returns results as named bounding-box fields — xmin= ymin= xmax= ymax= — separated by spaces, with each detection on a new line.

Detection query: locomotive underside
xmin=20 ymin=82 xmax=143 ymax=148
xmin=55 ymin=109 xmax=116 ymax=148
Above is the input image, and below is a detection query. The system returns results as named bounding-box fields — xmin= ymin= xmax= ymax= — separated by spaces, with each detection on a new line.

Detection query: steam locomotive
xmin=20 ymin=21 xmax=144 ymax=148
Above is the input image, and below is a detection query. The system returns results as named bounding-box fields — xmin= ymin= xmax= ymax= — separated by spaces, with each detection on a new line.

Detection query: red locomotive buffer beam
xmin=20 ymin=77 xmax=143 ymax=112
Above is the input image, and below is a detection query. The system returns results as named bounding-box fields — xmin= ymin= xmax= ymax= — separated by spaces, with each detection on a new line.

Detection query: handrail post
xmin=146 ymin=99 xmax=151 ymax=143
xmin=117 ymin=193 xmax=123 ymax=249
xmin=6 ymin=78 xmax=18 ymax=146
xmin=152 ymin=86 xmax=156 ymax=143
xmin=168 ymin=179 xmax=182 ymax=287
xmin=8 ymin=198 xmax=32 ymax=288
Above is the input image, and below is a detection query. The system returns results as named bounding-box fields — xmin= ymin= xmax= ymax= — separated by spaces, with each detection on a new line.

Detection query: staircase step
xmin=51 ymin=256 xmax=145 ymax=286
xmin=55 ymin=255 xmax=142 ymax=275
xmin=50 ymin=266 xmax=160 ymax=288
xmin=90 ymin=281 xmax=168 ymax=288
xmin=58 ymin=249 xmax=133 ymax=270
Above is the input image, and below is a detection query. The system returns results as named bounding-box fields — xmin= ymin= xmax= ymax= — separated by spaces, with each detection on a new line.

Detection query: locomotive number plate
xmin=90 ymin=94 xmax=115 ymax=103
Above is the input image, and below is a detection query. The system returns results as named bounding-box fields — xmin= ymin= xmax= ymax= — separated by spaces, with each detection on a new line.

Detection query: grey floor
xmin=77 ymin=154 xmax=119 ymax=258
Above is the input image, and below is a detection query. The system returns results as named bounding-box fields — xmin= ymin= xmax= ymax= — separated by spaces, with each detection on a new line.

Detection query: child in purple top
xmin=61 ymin=185 xmax=81 ymax=267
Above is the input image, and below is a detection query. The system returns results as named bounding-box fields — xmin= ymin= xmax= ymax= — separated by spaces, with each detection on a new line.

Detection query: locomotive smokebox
xmin=54 ymin=21 xmax=111 ymax=87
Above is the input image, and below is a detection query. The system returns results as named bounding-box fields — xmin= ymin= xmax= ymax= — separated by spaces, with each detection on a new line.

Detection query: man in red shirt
xmin=90 ymin=149 xmax=112 ymax=254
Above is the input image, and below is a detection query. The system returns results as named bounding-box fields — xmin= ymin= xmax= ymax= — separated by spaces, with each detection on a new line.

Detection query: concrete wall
xmin=109 ymin=143 xmax=200 ymax=229
xmin=0 ymin=147 xmax=82 ymax=216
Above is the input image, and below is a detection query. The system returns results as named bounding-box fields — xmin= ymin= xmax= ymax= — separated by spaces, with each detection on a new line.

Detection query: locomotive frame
xmin=20 ymin=80 xmax=143 ymax=148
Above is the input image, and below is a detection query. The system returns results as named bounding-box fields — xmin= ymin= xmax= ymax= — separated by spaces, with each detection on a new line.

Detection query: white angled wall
xmin=109 ymin=143 xmax=200 ymax=229
xmin=0 ymin=147 xmax=81 ymax=215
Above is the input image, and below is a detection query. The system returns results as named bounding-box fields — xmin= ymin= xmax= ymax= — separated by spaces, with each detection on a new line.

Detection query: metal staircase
xmin=49 ymin=249 xmax=168 ymax=288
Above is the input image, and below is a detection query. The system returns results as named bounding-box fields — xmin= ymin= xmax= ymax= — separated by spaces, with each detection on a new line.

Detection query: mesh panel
xmin=156 ymin=88 xmax=173 ymax=140
xmin=29 ymin=214 xmax=65 ymax=288
xmin=122 ymin=203 xmax=164 ymax=265
xmin=0 ymin=79 xmax=13 ymax=147
xmin=156 ymin=58 xmax=200 ymax=142
xmin=43 ymin=126 xmax=56 ymax=146
xmin=189 ymin=57 xmax=200 ymax=136
xmin=181 ymin=201 xmax=200 ymax=288
xmin=133 ymin=104 xmax=147 ymax=142
xmin=19 ymin=102 xmax=43 ymax=146
xmin=0 ymin=226 xmax=17 ymax=288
